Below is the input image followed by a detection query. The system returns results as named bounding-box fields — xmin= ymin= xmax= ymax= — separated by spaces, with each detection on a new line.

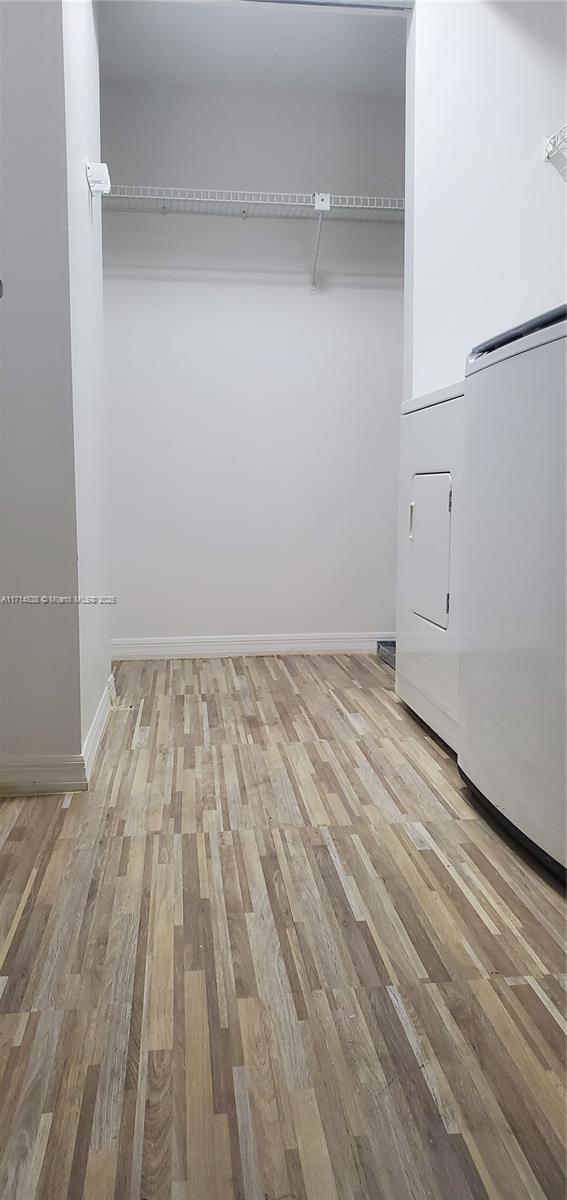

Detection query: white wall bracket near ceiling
xmin=103 ymin=184 xmax=404 ymax=289
xmin=544 ymin=124 xmax=567 ymax=181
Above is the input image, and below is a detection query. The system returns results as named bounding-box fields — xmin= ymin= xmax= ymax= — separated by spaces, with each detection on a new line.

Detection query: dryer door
xmin=410 ymin=472 xmax=452 ymax=629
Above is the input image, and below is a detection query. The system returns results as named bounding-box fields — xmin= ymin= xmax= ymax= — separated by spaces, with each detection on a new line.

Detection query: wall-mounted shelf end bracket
xmin=86 ymin=159 xmax=112 ymax=197
xmin=310 ymin=192 xmax=331 ymax=293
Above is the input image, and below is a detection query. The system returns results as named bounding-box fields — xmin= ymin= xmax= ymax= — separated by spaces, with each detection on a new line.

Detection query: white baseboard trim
xmin=0 ymin=755 xmax=87 ymax=797
xmin=82 ymin=675 xmax=115 ymax=782
xmin=0 ymin=673 xmax=116 ymax=798
xmin=111 ymin=633 xmax=394 ymax=661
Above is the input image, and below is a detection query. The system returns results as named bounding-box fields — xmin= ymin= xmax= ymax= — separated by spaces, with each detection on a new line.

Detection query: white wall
xmin=102 ymin=79 xmax=405 ymax=649
xmin=0 ymin=1 xmax=82 ymax=766
xmin=102 ymin=80 xmax=404 ymax=198
xmin=0 ymin=0 xmax=110 ymax=789
xmin=62 ymin=0 xmax=111 ymax=745
xmin=405 ymin=0 xmax=566 ymax=400
xmin=105 ymin=274 xmax=402 ymax=645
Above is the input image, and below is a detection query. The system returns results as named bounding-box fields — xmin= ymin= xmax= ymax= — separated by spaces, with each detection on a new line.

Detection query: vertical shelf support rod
xmin=310 ymin=193 xmax=331 ymax=292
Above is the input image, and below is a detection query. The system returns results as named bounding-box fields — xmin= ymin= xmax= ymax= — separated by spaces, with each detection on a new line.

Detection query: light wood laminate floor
xmin=0 ymin=654 xmax=565 ymax=1200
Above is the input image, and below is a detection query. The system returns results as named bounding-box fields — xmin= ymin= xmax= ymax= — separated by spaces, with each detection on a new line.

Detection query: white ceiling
xmin=96 ymin=1 xmax=406 ymax=98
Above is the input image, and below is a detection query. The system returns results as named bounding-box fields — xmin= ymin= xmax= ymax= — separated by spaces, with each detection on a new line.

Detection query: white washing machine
xmin=395 ymin=382 xmax=464 ymax=750
xmin=458 ymin=306 xmax=566 ymax=878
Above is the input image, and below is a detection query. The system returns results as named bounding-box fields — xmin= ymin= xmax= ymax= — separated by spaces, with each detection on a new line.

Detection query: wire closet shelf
xmin=104 ymin=185 xmax=405 ymax=222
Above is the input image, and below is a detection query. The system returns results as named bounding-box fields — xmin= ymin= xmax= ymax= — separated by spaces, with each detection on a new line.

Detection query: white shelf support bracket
xmin=86 ymin=159 xmax=111 ymax=197
xmin=310 ymin=193 xmax=330 ymax=292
